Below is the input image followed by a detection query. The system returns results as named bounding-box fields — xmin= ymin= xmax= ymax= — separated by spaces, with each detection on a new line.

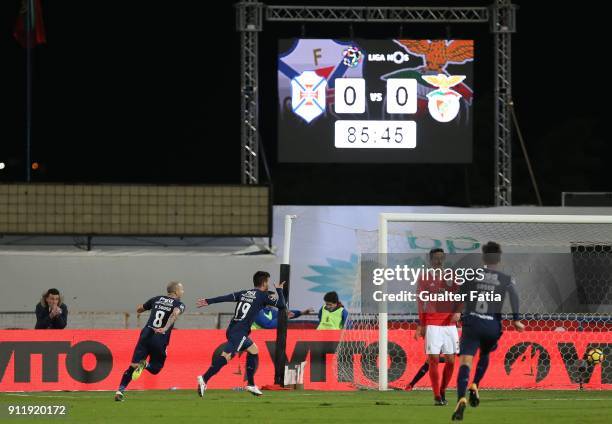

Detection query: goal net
xmin=335 ymin=213 xmax=612 ymax=390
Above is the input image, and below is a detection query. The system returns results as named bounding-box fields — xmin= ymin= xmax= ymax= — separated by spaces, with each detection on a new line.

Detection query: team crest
xmin=278 ymin=40 xmax=364 ymax=121
xmin=422 ymin=74 xmax=465 ymax=123
xmin=291 ymin=71 xmax=327 ymax=123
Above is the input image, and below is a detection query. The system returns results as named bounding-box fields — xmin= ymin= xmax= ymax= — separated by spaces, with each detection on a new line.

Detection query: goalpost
xmin=338 ymin=212 xmax=612 ymax=391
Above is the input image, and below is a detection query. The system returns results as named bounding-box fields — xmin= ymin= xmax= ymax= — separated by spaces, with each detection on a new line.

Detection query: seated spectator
xmin=251 ymin=306 xmax=314 ymax=330
xmin=35 ymin=288 xmax=68 ymax=329
xmin=317 ymin=291 xmax=348 ymax=330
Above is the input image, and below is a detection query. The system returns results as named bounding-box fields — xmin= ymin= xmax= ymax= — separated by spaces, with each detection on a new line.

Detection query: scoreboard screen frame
xmin=277 ymin=38 xmax=475 ymax=164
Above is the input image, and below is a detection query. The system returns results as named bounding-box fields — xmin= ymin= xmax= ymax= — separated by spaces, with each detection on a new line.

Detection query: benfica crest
xmin=291 ymin=71 xmax=327 ymax=123
xmin=422 ymin=74 xmax=466 ymax=123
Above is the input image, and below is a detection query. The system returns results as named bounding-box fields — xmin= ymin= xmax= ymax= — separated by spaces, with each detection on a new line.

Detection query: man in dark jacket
xmin=35 ymin=288 xmax=68 ymax=329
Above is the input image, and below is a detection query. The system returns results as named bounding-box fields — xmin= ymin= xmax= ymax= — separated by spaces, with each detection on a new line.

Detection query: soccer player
xmin=230 ymin=306 xmax=312 ymax=382
xmin=451 ymin=242 xmax=524 ymax=421
xmin=414 ymin=248 xmax=459 ymax=405
xmin=404 ymin=356 xmax=447 ymax=391
xmin=196 ymin=271 xmax=286 ymax=397
xmin=114 ymin=281 xmax=185 ymax=401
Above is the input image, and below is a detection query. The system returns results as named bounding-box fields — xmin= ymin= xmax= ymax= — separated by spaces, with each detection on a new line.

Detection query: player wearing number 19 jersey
xmin=196 ymin=271 xmax=286 ymax=397
xmin=115 ymin=281 xmax=185 ymax=401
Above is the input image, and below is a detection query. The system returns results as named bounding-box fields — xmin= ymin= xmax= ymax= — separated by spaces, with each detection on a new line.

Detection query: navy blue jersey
xmin=142 ymin=296 xmax=185 ymax=336
xmin=459 ymin=268 xmax=520 ymax=322
xmin=206 ymin=288 xmax=285 ymax=335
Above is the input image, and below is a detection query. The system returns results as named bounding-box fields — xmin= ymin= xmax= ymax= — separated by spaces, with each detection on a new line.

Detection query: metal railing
xmin=0 ymin=311 xmax=320 ymax=330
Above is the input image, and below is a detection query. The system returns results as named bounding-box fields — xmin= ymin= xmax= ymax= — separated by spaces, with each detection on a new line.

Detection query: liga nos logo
xmin=291 ymin=71 xmax=327 ymax=123
xmin=342 ymin=46 xmax=363 ymax=68
xmin=422 ymin=74 xmax=466 ymax=123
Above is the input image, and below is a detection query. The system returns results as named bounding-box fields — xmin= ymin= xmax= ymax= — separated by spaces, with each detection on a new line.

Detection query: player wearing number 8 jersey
xmin=115 ymin=281 xmax=185 ymax=401
xmin=196 ymin=271 xmax=286 ymax=397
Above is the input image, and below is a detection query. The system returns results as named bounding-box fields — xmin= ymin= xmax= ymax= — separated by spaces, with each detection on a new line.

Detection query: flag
xmin=14 ymin=0 xmax=46 ymax=48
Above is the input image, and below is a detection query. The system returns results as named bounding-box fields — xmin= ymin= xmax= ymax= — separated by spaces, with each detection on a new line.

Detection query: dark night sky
xmin=1 ymin=1 xmax=609 ymax=206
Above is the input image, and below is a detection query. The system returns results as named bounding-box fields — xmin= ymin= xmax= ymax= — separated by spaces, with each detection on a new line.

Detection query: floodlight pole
xmin=491 ymin=0 xmax=516 ymax=205
xmin=237 ymin=1 xmax=263 ymax=185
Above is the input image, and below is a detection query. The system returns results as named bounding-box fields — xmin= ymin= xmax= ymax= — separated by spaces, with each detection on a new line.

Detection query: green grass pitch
xmin=1 ymin=390 xmax=611 ymax=423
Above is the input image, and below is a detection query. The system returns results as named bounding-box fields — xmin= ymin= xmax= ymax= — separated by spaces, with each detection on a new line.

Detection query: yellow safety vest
xmin=317 ymin=306 xmax=344 ymax=330
xmin=251 ymin=310 xmax=274 ymax=330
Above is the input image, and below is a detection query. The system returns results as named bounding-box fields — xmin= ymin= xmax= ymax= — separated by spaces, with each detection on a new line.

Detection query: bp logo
xmin=305 ymin=254 xmax=358 ymax=302
xmin=422 ymin=74 xmax=465 ymax=123
xmin=291 ymin=70 xmax=327 ymax=123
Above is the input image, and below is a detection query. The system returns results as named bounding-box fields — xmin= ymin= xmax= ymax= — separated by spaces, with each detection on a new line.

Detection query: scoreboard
xmin=277 ymin=39 xmax=474 ymax=163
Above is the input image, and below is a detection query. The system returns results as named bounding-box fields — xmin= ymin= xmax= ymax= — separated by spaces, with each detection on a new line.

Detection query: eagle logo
xmin=395 ymin=40 xmax=473 ymax=73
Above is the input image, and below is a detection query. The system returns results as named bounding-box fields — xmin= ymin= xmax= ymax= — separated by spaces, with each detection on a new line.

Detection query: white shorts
xmin=425 ymin=325 xmax=459 ymax=355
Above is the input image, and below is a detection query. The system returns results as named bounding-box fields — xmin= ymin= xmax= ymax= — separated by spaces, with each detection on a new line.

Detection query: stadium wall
xmin=0 ymin=252 xmax=275 ymax=313
xmin=0 ymin=330 xmax=609 ymax=391
xmin=1 ymin=205 xmax=611 ymax=314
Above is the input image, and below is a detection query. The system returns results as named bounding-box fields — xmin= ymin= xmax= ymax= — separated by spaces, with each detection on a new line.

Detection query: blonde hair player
xmin=114 ymin=281 xmax=185 ymax=402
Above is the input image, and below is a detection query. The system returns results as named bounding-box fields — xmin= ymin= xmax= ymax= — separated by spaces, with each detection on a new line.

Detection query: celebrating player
xmin=196 ymin=271 xmax=286 ymax=397
xmin=451 ymin=242 xmax=525 ymax=421
xmin=414 ymin=248 xmax=458 ymax=405
xmin=114 ymin=281 xmax=185 ymax=401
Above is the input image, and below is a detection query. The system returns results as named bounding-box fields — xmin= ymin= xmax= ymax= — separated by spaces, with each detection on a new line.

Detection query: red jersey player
xmin=414 ymin=248 xmax=459 ymax=406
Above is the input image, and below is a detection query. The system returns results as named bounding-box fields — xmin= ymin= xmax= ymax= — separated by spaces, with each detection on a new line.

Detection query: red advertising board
xmin=0 ymin=330 xmax=609 ymax=391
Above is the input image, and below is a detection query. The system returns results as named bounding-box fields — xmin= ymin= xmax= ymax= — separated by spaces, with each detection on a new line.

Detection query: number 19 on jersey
xmin=233 ymin=301 xmax=252 ymax=321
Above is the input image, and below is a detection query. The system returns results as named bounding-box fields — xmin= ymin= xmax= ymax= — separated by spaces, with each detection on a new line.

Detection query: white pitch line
xmin=2 ymin=393 xmax=610 ymax=403
xmin=520 ymin=398 xmax=612 ymax=402
xmin=3 ymin=393 xmax=104 ymax=399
